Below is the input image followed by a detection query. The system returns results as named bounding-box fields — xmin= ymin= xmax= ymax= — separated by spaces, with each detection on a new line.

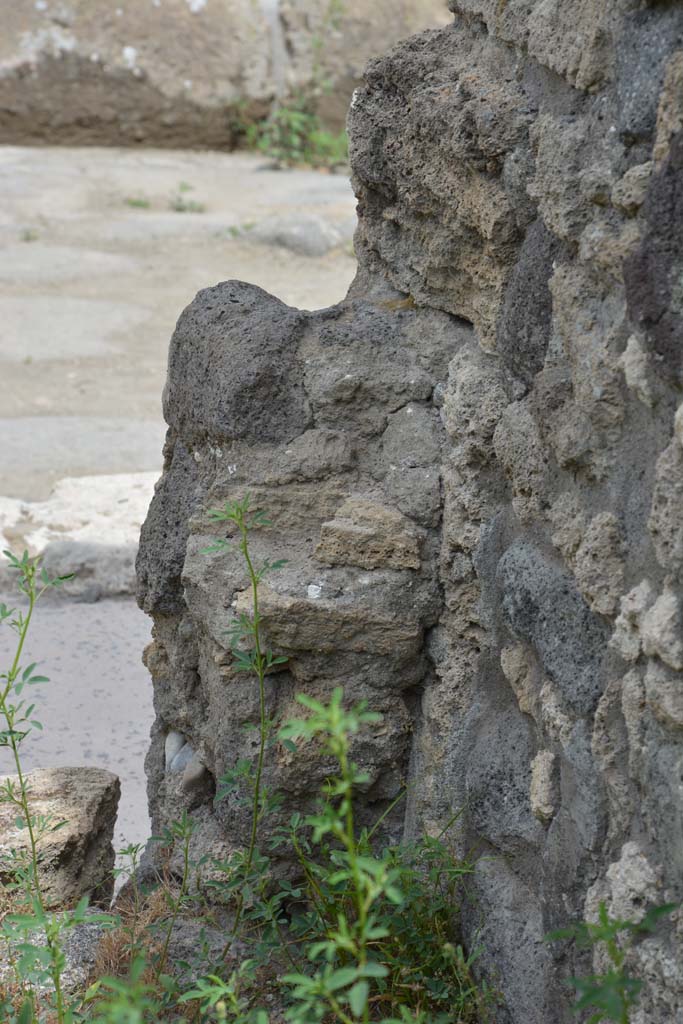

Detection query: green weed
xmin=0 ymin=505 xmax=494 ymax=1023
xmin=169 ymin=183 xmax=206 ymax=214
xmin=124 ymin=197 xmax=151 ymax=210
xmin=548 ymin=901 xmax=677 ymax=1023
xmin=190 ymin=495 xmax=495 ymax=1023
xmin=0 ymin=550 xmax=116 ymax=1024
xmin=247 ymin=104 xmax=348 ymax=170
xmin=169 ymin=196 xmax=206 ymax=214
xmin=227 ymin=223 xmax=256 ymax=239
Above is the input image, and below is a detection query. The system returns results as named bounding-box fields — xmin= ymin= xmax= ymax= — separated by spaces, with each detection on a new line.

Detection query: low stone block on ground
xmin=0 ymin=767 xmax=120 ymax=909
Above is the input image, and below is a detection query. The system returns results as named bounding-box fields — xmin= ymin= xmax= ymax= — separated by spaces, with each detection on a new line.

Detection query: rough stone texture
xmin=138 ymin=283 xmax=467 ymax=853
xmin=138 ymin=2 xmax=683 ymax=1021
xmin=0 ymin=767 xmax=119 ymax=909
xmin=0 ymin=0 xmax=450 ymax=145
xmin=315 ymin=497 xmax=421 ymax=570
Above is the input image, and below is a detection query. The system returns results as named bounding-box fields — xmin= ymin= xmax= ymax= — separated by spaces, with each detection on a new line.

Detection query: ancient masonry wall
xmin=137 ymin=2 xmax=683 ymax=1021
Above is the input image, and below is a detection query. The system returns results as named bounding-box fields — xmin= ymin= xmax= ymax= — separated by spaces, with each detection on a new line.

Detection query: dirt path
xmin=0 ymin=145 xmax=356 ymax=497
xmin=0 ymin=145 xmax=357 ymax=855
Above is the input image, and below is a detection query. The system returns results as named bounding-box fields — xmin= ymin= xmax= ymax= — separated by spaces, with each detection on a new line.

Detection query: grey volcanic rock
xmin=164 ymin=281 xmax=309 ymax=445
xmin=625 ymin=129 xmax=683 ymax=380
xmin=498 ymin=543 xmax=609 ymax=715
xmin=139 ymin=289 xmax=468 ymax=856
xmin=138 ymin=2 xmax=683 ymax=1022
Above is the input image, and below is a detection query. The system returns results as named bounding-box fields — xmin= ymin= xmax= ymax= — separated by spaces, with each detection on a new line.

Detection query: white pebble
xmin=122 ymin=46 xmax=138 ymax=69
xmin=164 ymin=731 xmax=185 ymax=770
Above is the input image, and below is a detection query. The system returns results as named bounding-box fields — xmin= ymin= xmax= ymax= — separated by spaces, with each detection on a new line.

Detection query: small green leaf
xmin=326 ymin=966 xmax=359 ymax=991
xmin=360 ymin=961 xmax=388 ymax=979
xmin=635 ymin=902 xmax=678 ymax=934
xmin=348 ymin=980 xmax=369 ymax=1017
xmin=18 ymin=997 xmax=34 ymax=1024
xmin=53 ymin=573 xmax=75 ymax=585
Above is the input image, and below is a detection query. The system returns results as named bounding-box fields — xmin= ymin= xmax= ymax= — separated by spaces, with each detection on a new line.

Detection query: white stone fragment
xmin=530 ymin=750 xmax=557 ymax=824
xmin=674 ymin=403 xmax=683 ymax=449
xmin=170 ymin=743 xmax=196 ymax=774
xmin=641 ymin=588 xmax=683 ymax=671
xmin=605 ymin=842 xmax=660 ymax=923
xmin=618 ymin=335 xmax=654 ymax=408
xmin=122 ymin=46 xmax=138 ymax=69
xmin=610 ymin=580 xmax=657 ymax=662
xmin=500 ymin=644 xmax=536 ymax=716
xmin=0 ymin=472 xmax=157 ymax=552
xmin=165 ymin=731 xmax=186 ymax=771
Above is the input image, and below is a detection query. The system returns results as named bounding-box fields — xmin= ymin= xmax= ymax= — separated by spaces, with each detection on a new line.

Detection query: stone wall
xmin=0 ymin=0 xmax=449 ymax=145
xmin=137 ymin=1 xmax=683 ymax=1020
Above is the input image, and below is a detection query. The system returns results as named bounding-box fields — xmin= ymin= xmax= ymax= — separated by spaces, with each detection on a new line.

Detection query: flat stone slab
xmin=0 ymin=296 xmax=151 ymax=361
xmin=0 ymin=471 xmax=158 ymax=599
xmin=0 ymin=418 xmax=165 ymax=499
xmin=0 ymin=245 xmax=141 ymax=284
xmin=0 ymin=766 xmax=120 ymax=909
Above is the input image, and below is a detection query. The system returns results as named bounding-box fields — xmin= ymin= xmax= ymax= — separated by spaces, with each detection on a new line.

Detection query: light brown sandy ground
xmin=0 ymin=146 xmax=357 ymax=498
xmin=0 ymin=145 xmax=357 ymax=859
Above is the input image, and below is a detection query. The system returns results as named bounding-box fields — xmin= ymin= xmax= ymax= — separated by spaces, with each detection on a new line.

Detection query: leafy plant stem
xmin=339 ymin=744 xmax=370 ymax=1024
xmin=241 ymin=514 xmax=268 ymax=895
xmin=0 ymin=566 xmax=67 ymax=1023
xmin=155 ymin=826 xmax=192 ymax=982
xmin=290 ymin=830 xmax=334 ymax=931
xmin=219 ymin=506 xmax=270 ymax=962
